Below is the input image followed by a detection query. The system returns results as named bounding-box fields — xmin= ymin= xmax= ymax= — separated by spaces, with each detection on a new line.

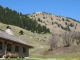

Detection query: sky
xmin=0 ymin=0 xmax=80 ymax=21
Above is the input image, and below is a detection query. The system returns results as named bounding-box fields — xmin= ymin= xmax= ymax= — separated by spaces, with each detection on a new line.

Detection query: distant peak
xmin=35 ymin=12 xmax=42 ymax=14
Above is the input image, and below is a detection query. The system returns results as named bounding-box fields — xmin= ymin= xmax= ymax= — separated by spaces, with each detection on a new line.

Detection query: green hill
xmin=0 ymin=22 xmax=50 ymax=56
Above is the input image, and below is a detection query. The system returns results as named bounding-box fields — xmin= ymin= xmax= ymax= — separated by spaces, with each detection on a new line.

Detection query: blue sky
xmin=0 ymin=0 xmax=80 ymax=21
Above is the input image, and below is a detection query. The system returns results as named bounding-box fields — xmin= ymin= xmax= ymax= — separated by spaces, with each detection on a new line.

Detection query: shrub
xmin=51 ymin=17 xmax=53 ymax=20
xmin=65 ymin=22 xmax=67 ymax=25
xmin=19 ymin=30 xmax=24 ymax=35
xmin=75 ymin=26 xmax=76 ymax=29
xmin=43 ymin=16 xmax=45 ymax=19
xmin=69 ymin=23 xmax=74 ymax=27
xmin=52 ymin=22 xmax=54 ymax=25
xmin=62 ymin=18 xmax=64 ymax=21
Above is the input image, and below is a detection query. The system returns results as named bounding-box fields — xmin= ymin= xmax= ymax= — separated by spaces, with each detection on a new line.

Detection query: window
xmin=7 ymin=44 xmax=12 ymax=51
xmin=15 ymin=45 xmax=19 ymax=52
xmin=23 ymin=47 xmax=26 ymax=53
xmin=0 ymin=42 xmax=2 ymax=50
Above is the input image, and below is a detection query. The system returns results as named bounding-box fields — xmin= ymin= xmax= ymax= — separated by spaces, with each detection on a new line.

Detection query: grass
xmin=5 ymin=58 xmax=23 ymax=60
xmin=3 ymin=58 xmax=38 ymax=60
xmin=29 ymin=52 xmax=80 ymax=60
xmin=0 ymin=23 xmax=50 ymax=46
xmin=0 ymin=22 xmax=80 ymax=60
xmin=2 ymin=57 xmax=80 ymax=60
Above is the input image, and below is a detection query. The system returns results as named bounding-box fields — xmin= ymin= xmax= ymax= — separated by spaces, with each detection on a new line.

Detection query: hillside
xmin=0 ymin=22 xmax=50 ymax=56
xmin=27 ymin=12 xmax=80 ymax=34
xmin=0 ymin=14 xmax=80 ymax=60
xmin=0 ymin=5 xmax=50 ymax=34
xmin=1 ymin=22 xmax=80 ymax=59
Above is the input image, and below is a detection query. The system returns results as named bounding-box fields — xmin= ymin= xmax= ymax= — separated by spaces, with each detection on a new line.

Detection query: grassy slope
xmin=0 ymin=22 xmax=50 ymax=56
xmin=0 ymin=22 xmax=80 ymax=60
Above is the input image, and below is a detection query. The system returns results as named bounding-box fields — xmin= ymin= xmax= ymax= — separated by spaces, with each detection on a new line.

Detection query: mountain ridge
xmin=28 ymin=11 xmax=80 ymax=23
xmin=0 ymin=5 xmax=50 ymax=34
xmin=27 ymin=12 xmax=80 ymax=34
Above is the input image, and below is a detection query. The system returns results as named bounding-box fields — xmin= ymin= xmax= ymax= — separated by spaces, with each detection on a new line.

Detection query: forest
xmin=0 ymin=5 xmax=50 ymax=34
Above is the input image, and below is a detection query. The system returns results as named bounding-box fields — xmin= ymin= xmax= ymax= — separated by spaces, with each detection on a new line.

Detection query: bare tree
xmin=48 ymin=31 xmax=80 ymax=51
xmin=61 ymin=31 xmax=80 ymax=47
xmin=71 ymin=31 xmax=80 ymax=45
xmin=61 ymin=31 xmax=71 ymax=47
xmin=48 ymin=34 xmax=58 ymax=51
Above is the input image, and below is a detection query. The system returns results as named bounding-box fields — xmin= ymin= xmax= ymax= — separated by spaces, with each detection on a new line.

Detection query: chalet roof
xmin=0 ymin=30 xmax=33 ymax=48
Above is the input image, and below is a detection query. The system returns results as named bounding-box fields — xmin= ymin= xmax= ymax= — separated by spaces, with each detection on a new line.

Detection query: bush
xmin=19 ymin=30 xmax=24 ymax=35
xmin=43 ymin=16 xmax=45 ymax=19
xmin=65 ymin=22 xmax=67 ymax=25
xmin=69 ymin=23 xmax=74 ymax=27
xmin=62 ymin=18 xmax=64 ymax=21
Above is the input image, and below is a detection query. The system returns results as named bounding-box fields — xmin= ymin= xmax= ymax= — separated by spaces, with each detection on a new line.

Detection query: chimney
xmin=5 ymin=26 xmax=14 ymax=36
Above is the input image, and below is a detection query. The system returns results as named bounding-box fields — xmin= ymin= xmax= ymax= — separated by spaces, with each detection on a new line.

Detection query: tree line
xmin=0 ymin=5 xmax=50 ymax=34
